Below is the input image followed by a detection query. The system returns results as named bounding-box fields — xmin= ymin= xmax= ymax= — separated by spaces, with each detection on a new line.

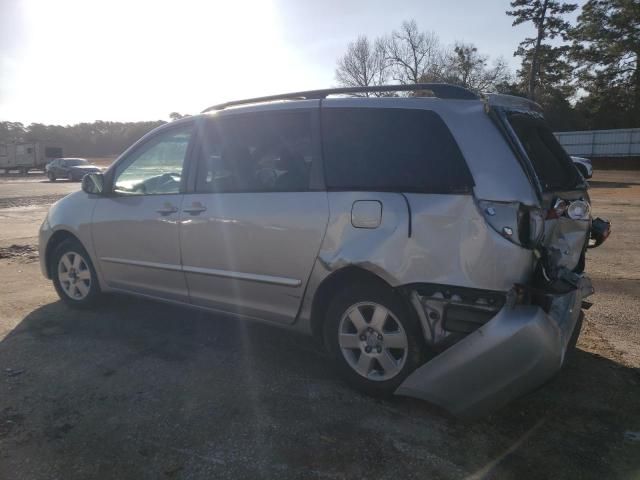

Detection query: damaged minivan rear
xmin=39 ymin=84 xmax=611 ymax=418
xmin=304 ymin=88 xmax=611 ymax=417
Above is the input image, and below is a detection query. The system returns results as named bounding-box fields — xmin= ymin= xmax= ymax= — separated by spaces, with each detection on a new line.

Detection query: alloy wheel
xmin=338 ymin=301 xmax=408 ymax=381
xmin=57 ymin=251 xmax=92 ymax=300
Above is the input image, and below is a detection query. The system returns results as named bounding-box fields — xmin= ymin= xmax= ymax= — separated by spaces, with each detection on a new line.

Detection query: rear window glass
xmin=321 ymin=108 xmax=473 ymax=193
xmin=508 ymin=114 xmax=582 ymax=191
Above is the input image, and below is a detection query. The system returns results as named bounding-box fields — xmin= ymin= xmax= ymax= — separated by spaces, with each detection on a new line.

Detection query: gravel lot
xmin=0 ymin=171 xmax=639 ymax=479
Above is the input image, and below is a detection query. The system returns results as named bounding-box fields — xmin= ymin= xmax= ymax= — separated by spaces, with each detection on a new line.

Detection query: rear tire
xmin=323 ymin=282 xmax=425 ymax=397
xmin=67 ymin=171 xmax=74 ymax=182
xmin=51 ymin=238 xmax=101 ymax=308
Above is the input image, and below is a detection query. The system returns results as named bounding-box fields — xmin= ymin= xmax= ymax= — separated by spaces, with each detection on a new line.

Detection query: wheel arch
xmin=309 ymin=266 xmax=411 ymax=344
xmin=44 ymin=230 xmax=83 ymax=277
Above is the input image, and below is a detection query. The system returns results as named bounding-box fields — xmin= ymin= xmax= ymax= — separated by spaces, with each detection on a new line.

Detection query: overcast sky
xmin=0 ymin=0 xmax=584 ymax=125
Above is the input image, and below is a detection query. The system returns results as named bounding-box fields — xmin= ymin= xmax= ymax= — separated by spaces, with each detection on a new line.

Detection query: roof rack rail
xmin=201 ymin=83 xmax=479 ymax=113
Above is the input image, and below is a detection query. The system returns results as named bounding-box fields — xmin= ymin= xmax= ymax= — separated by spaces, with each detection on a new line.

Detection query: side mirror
xmin=82 ymin=173 xmax=105 ymax=195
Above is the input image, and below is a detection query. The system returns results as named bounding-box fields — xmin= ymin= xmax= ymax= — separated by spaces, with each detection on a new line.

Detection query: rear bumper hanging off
xmin=396 ymin=275 xmax=593 ymax=418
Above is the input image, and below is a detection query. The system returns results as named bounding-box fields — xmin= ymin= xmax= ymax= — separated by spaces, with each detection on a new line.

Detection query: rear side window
xmin=321 ymin=108 xmax=473 ymax=193
xmin=195 ymin=111 xmax=313 ymax=193
xmin=508 ymin=114 xmax=581 ymax=191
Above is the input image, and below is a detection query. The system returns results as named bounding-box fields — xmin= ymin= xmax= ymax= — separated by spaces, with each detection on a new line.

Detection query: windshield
xmin=65 ymin=159 xmax=88 ymax=166
xmin=508 ymin=114 xmax=583 ymax=191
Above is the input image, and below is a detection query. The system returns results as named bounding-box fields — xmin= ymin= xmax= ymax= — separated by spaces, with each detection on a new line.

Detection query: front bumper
xmin=38 ymin=216 xmax=52 ymax=278
xmin=396 ymin=275 xmax=594 ymax=418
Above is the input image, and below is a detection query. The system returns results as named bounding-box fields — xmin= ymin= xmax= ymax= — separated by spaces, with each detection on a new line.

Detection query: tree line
xmin=335 ymin=0 xmax=639 ymax=131
xmin=0 ymin=120 xmax=166 ymax=158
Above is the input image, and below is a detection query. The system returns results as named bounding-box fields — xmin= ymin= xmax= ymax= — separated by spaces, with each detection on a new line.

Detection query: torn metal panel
xmin=396 ymin=276 xmax=592 ymax=418
xmin=319 ymin=192 xmax=535 ymax=290
xmin=409 ymin=286 xmax=504 ymax=350
xmin=543 ymin=215 xmax=590 ymax=272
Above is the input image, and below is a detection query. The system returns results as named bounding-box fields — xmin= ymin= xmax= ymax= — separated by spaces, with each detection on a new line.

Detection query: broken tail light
xmin=546 ymin=198 xmax=591 ymax=220
xmin=479 ymin=200 xmax=544 ymax=249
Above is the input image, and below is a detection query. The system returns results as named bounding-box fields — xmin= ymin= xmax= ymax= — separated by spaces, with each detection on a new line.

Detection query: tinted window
xmin=65 ymin=159 xmax=87 ymax=166
xmin=114 ymin=127 xmax=192 ymax=195
xmin=195 ymin=111 xmax=313 ymax=193
xmin=508 ymin=114 xmax=581 ymax=191
xmin=322 ymin=108 xmax=473 ymax=192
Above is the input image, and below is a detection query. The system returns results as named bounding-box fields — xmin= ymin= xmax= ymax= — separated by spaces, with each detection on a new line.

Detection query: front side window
xmin=195 ymin=111 xmax=313 ymax=193
xmin=114 ymin=127 xmax=192 ymax=195
xmin=321 ymin=107 xmax=473 ymax=193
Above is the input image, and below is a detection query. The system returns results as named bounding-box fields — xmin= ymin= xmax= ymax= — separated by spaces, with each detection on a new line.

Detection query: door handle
xmin=183 ymin=203 xmax=207 ymax=215
xmin=156 ymin=204 xmax=179 ymax=216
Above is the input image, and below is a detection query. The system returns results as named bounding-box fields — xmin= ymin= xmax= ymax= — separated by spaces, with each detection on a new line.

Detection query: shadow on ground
xmin=1 ymin=297 xmax=639 ymax=479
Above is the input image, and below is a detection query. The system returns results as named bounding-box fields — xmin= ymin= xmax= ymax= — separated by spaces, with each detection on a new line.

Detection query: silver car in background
xmin=571 ymin=155 xmax=593 ymax=179
xmin=38 ymin=84 xmax=611 ymax=417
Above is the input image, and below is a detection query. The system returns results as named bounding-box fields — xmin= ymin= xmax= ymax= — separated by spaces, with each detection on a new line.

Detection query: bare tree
xmin=382 ymin=20 xmax=446 ymax=85
xmin=335 ymin=36 xmax=389 ymax=95
xmin=334 ymin=20 xmax=512 ymax=97
xmin=441 ymin=43 xmax=512 ymax=93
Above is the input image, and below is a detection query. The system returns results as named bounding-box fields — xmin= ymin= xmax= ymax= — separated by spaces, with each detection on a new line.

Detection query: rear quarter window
xmin=321 ymin=107 xmax=473 ymax=193
xmin=508 ymin=114 xmax=582 ymax=191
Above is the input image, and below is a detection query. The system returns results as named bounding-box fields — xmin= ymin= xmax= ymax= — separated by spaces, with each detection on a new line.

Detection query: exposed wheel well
xmin=310 ymin=266 xmax=402 ymax=344
xmin=45 ymin=230 xmax=82 ymax=277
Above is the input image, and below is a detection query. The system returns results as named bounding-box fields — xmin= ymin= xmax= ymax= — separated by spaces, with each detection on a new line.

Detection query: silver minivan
xmin=39 ymin=84 xmax=610 ymax=417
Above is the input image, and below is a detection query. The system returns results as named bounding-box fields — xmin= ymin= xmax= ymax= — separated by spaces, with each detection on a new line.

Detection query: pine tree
xmin=571 ymin=0 xmax=640 ymax=128
xmin=507 ymin=0 xmax=577 ymax=100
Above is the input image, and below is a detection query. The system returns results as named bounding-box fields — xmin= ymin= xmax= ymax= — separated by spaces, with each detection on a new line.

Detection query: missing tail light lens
xmin=479 ymin=200 xmax=544 ymax=249
xmin=521 ymin=207 xmax=545 ymax=247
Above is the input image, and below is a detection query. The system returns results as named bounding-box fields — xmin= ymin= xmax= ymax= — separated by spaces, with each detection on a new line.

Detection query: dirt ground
xmin=0 ymin=171 xmax=639 ymax=479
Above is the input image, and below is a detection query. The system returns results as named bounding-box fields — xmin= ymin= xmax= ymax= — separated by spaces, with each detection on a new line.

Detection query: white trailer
xmin=0 ymin=142 xmax=64 ymax=174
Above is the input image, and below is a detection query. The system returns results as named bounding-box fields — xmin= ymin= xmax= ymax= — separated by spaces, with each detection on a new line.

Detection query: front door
xmin=180 ymin=110 xmax=329 ymax=324
xmin=92 ymin=124 xmax=194 ymax=302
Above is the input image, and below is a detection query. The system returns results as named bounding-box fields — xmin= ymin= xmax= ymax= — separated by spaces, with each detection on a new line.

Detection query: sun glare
xmin=3 ymin=0 xmax=319 ymax=124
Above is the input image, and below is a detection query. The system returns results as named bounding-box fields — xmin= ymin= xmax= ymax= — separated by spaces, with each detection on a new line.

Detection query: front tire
xmin=51 ymin=238 xmax=101 ymax=308
xmin=323 ymin=283 xmax=425 ymax=397
xmin=67 ymin=171 xmax=75 ymax=182
xmin=48 ymin=171 xmax=56 ymax=182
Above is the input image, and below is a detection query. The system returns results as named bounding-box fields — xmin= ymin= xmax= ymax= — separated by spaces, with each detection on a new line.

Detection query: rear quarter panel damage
xmin=296 ymin=192 xmax=535 ymax=329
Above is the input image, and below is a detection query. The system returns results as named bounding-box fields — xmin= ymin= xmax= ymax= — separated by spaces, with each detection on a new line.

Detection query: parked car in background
xmin=39 ymin=84 xmax=611 ymax=417
xmin=47 ymin=158 xmax=101 ymax=182
xmin=571 ymin=156 xmax=593 ymax=179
